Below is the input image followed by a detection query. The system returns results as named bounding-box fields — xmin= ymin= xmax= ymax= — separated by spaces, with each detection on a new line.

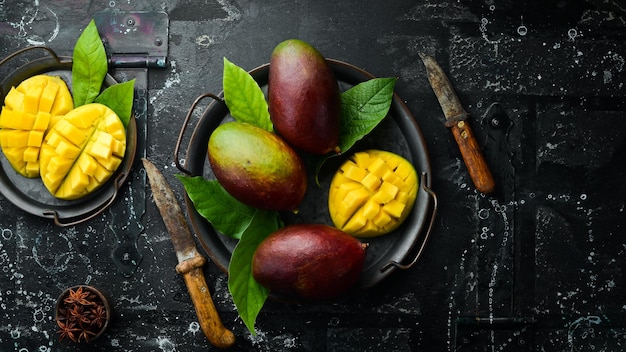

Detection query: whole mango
xmin=252 ymin=224 xmax=367 ymax=300
xmin=208 ymin=121 xmax=307 ymax=211
xmin=268 ymin=39 xmax=341 ymax=155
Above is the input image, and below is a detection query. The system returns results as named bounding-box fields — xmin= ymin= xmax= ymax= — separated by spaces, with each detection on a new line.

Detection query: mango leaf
xmin=95 ymin=79 xmax=135 ymax=127
xmin=228 ymin=210 xmax=282 ymax=334
xmin=315 ymin=77 xmax=397 ymax=183
xmin=72 ymin=19 xmax=108 ymax=107
xmin=223 ymin=58 xmax=273 ymax=131
xmin=176 ymin=175 xmax=279 ymax=240
xmin=177 ymin=174 xmax=281 ymax=334
xmin=338 ymin=77 xmax=397 ymax=152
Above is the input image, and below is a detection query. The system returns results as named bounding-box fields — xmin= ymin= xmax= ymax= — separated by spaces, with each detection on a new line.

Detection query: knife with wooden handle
xmin=142 ymin=158 xmax=235 ymax=349
xmin=420 ymin=54 xmax=495 ymax=194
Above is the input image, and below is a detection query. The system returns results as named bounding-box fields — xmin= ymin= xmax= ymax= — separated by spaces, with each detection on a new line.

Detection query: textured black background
xmin=1 ymin=0 xmax=625 ymax=351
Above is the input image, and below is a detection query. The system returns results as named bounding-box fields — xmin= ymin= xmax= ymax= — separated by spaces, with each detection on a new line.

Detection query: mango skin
xmin=268 ymin=39 xmax=341 ymax=155
xmin=208 ymin=121 xmax=307 ymax=211
xmin=252 ymin=224 xmax=367 ymax=300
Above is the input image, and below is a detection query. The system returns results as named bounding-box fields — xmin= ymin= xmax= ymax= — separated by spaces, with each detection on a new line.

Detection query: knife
xmin=142 ymin=158 xmax=235 ymax=349
xmin=420 ymin=54 xmax=495 ymax=194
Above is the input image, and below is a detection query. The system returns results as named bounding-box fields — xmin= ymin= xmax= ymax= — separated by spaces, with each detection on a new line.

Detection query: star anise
xmin=57 ymin=319 xmax=80 ymax=342
xmin=77 ymin=328 xmax=97 ymax=343
xmin=89 ymin=304 xmax=107 ymax=328
xmin=63 ymin=286 xmax=96 ymax=306
xmin=68 ymin=304 xmax=91 ymax=326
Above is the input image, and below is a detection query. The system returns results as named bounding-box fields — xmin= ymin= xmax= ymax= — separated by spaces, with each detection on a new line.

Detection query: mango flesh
xmin=0 ymin=75 xmax=73 ymax=177
xmin=208 ymin=121 xmax=307 ymax=211
xmin=328 ymin=150 xmax=419 ymax=237
xmin=268 ymin=39 xmax=341 ymax=155
xmin=39 ymin=103 xmax=126 ymax=200
xmin=252 ymin=224 xmax=367 ymax=300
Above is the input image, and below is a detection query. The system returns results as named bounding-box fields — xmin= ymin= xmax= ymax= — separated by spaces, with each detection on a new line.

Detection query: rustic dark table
xmin=1 ymin=1 xmax=625 ymax=351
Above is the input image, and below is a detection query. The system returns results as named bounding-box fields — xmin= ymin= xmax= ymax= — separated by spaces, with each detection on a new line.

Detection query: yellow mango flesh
xmin=0 ymin=75 xmax=73 ymax=177
xmin=39 ymin=103 xmax=126 ymax=200
xmin=328 ymin=149 xmax=418 ymax=238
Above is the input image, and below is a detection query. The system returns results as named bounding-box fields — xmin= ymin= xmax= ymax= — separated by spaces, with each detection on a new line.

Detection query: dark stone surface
xmin=1 ymin=0 xmax=626 ymax=351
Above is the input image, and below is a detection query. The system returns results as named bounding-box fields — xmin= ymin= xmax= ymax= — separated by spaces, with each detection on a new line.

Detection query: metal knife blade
xmin=142 ymin=158 xmax=199 ymax=263
xmin=142 ymin=158 xmax=235 ymax=349
xmin=420 ymin=54 xmax=495 ymax=194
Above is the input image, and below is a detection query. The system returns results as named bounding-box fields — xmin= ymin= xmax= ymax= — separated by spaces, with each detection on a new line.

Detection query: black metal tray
xmin=177 ymin=59 xmax=436 ymax=289
xmin=0 ymin=47 xmax=137 ymax=226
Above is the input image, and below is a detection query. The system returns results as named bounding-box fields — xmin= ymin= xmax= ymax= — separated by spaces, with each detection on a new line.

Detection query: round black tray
xmin=0 ymin=46 xmax=137 ymax=226
xmin=177 ymin=59 xmax=436 ymax=289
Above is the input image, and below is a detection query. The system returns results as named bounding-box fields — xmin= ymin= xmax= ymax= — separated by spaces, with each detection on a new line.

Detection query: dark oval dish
xmin=181 ymin=59 xmax=435 ymax=290
xmin=0 ymin=47 xmax=137 ymax=226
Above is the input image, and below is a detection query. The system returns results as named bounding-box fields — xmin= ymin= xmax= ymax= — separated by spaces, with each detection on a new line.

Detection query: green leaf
xmin=177 ymin=174 xmax=281 ymax=334
xmin=338 ymin=77 xmax=397 ymax=152
xmin=176 ymin=175 xmax=278 ymax=240
xmin=314 ymin=77 xmax=397 ymax=184
xmin=95 ymin=79 xmax=135 ymax=127
xmin=228 ymin=210 xmax=282 ymax=334
xmin=223 ymin=57 xmax=273 ymax=131
xmin=72 ymin=19 xmax=108 ymax=107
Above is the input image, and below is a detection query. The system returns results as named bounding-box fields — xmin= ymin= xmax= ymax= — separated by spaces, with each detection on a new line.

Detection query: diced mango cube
xmin=361 ymin=199 xmax=380 ymax=220
xmin=23 ymin=147 xmax=39 ymax=163
xmin=77 ymin=154 xmax=98 ymax=176
xmin=25 ymin=161 xmax=39 ymax=175
xmin=89 ymin=142 xmax=112 ymax=160
xmin=28 ymin=130 xmax=44 ymax=147
xmin=0 ymin=109 xmax=35 ymax=130
xmin=3 ymin=87 xmax=24 ymax=110
xmin=352 ymin=151 xmax=370 ymax=169
xmin=33 ymin=112 xmax=51 ymax=131
xmin=366 ymin=157 xmax=387 ymax=178
xmin=383 ymin=200 xmax=406 ymax=219
xmin=361 ymin=172 xmax=381 ymax=192
xmin=343 ymin=187 xmax=370 ymax=213
xmin=23 ymin=82 xmax=44 ymax=114
xmin=39 ymin=81 xmax=59 ymax=113
xmin=342 ymin=161 xmax=367 ymax=182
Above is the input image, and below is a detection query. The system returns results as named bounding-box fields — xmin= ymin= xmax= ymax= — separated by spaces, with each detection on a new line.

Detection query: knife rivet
xmin=461 ymin=130 xmax=469 ymax=139
xmin=457 ymin=121 xmax=465 ymax=128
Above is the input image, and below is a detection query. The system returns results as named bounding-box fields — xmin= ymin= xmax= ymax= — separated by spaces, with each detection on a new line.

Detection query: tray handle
xmin=0 ymin=46 xmax=63 ymax=95
xmin=380 ymin=172 xmax=438 ymax=272
xmin=42 ymin=172 xmax=127 ymax=227
xmin=174 ymin=93 xmax=224 ymax=175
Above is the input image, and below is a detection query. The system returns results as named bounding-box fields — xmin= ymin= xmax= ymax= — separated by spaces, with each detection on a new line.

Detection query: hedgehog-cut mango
xmin=328 ymin=149 xmax=419 ymax=238
xmin=39 ymin=103 xmax=126 ymax=200
xmin=0 ymin=75 xmax=74 ymax=177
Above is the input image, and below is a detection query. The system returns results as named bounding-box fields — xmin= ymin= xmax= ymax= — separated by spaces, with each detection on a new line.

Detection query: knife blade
xmin=142 ymin=158 xmax=235 ymax=349
xmin=420 ymin=54 xmax=495 ymax=194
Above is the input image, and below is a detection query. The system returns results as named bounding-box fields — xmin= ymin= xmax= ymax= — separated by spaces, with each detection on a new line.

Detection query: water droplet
xmin=568 ymin=28 xmax=578 ymax=41
xmin=517 ymin=25 xmax=528 ymax=36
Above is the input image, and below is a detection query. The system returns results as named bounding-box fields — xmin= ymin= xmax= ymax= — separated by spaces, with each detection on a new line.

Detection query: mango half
xmin=328 ymin=149 xmax=418 ymax=238
xmin=39 ymin=103 xmax=126 ymax=200
xmin=0 ymin=75 xmax=73 ymax=177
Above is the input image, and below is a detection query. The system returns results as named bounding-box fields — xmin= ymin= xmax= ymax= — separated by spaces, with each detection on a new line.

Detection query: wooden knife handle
xmin=176 ymin=256 xmax=236 ymax=349
xmin=449 ymin=120 xmax=495 ymax=194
